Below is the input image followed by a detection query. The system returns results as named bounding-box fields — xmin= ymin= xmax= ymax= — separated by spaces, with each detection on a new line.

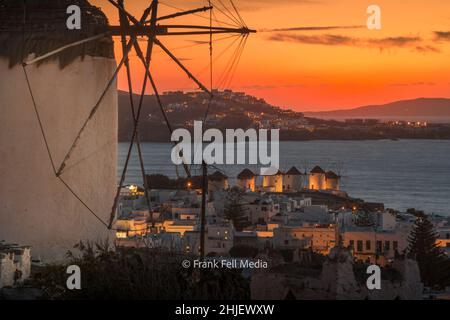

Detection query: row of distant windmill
xmin=201 ymin=165 xmax=342 ymax=194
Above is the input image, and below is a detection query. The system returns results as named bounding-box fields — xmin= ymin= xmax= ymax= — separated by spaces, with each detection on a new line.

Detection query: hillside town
xmin=118 ymin=90 xmax=450 ymax=142
xmin=87 ymin=165 xmax=448 ymax=299
xmin=113 ymin=166 xmax=450 ymax=262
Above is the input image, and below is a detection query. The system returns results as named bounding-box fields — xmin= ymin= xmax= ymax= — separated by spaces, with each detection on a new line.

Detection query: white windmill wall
xmin=284 ymin=175 xmax=303 ymax=192
xmin=237 ymin=178 xmax=255 ymax=191
xmin=326 ymin=178 xmax=340 ymax=191
xmin=208 ymin=179 xmax=229 ymax=194
xmin=0 ymin=56 xmax=117 ymax=262
xmin=263 ymin=175 xmax=283 ymax=193
xmin=309 ymin=173 xmax=326 ymax=190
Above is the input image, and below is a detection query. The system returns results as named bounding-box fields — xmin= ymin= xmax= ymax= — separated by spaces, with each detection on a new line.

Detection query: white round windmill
xmin=0 ymin=0 xmax=254 ymax=261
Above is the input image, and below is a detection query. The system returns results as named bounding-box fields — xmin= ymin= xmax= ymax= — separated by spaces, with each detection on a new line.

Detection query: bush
xmin=32 ymin=241 xmax=250 ymax=300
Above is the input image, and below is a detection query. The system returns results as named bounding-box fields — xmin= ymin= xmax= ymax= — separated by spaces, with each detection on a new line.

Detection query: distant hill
xmin=117 ymin=90 xmax=304 ymax=142
xmin=118 ymin=92 xmax=450 ymax=141
xmin=304 ymin=98 xmax=450 ymax=122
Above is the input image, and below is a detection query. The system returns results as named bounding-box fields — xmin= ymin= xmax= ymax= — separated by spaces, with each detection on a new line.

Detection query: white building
xmin=308 ymin=166 xmax=326 ymax=190
xmin=236 ymin=169 xmax=256 ymax=191
xmin=208 ymin=171 xmax=229 ymax=196
xmin=0 ymin=241 xmax=31 ymax=288
xmin=437 ymin=227 xmax=450 ymax=255
xmin=283 ymin=167 xmax=304 ymax=192
xmin=183 ymin=220 xmax=234 ymax=256
xmin=262 ymin=170 xmax=284 ymax=193
xmin=301 ymin=205 xmax=331 ymax=224
xmin=338 ymin=210 xmax=411 ymax=265
xmin=325 ymin=171 xmax=340 ymax=191
xmin=342 ymin=230 xmax=408 ymax=265
xmin=243 ymin=197 xmax=280 ymax=224
xmin=273 ymin=225 xmax=336 ymax=254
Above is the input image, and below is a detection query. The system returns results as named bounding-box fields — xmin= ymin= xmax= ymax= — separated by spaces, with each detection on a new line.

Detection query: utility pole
xmin=200 ymin=161 xmax=208 ymax=259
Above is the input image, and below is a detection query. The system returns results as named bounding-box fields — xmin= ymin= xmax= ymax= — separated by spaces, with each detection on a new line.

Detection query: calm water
xmin=118 ymin=140 xmax=450 ymax=216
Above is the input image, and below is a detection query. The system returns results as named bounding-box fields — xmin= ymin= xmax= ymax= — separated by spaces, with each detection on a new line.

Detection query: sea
xmin=118 ymin=140 xmax=450 ymax=216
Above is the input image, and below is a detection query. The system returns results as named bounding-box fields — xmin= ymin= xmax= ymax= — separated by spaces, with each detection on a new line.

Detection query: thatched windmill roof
xmin=237 ymin=168 xmax=255 ymax=179
xmin=0 ymin=0 xmax=114 ymax=68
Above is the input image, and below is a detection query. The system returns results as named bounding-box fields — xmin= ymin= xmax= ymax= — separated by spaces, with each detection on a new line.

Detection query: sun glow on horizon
xmin=91 ymin=0 xmax=450 ymax=111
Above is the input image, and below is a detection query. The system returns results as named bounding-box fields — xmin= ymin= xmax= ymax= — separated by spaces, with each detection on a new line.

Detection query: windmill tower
xmin=0 ymin=0 xmax=117 ymax=261
xmin=283 ymin=166 xmax=303 ymax=192
xmin=0 ymin=0 xmax=254 ymax=261
xmin=308 ymin=165 xmax=326 ymax=190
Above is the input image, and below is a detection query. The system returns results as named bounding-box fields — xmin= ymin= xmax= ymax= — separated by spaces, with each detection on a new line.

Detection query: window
xmin=349 ymin=240 xmax=354 ymax=250
xmin=393 ymin=241 xmax=398 ymax=251
xmin=357 ymin=240 xmax=363 ymax=252
xmin=376 ymin=241 xmax=382 ymax=253
xmin=384 ymin=241 xmax=390 ymax=252
xmin=366 ymin=240 xmax=371 ymax=251
xmin=284 ymin=240 xmax=289 ymax=245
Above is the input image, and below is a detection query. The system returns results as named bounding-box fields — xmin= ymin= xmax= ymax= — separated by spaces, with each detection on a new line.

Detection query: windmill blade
xmin=18 ymin=0 xmax=256 ymax=242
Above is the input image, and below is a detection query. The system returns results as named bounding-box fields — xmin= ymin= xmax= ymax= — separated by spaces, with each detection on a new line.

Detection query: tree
xmin=407 ymin=217 xmax=450 ymax=289
xmin=354 ymin=210 xmax=375 ymax=227
xmin=224 ymin=187 xmax=248 ymax=231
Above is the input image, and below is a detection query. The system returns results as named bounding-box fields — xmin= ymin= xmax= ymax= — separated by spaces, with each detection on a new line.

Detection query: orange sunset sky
xmin=91 ymin=0 xmax=450 ymax=111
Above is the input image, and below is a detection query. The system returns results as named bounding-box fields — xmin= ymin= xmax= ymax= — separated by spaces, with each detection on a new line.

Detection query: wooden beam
xmin=107 ymin=25 xmax=255 ymax=36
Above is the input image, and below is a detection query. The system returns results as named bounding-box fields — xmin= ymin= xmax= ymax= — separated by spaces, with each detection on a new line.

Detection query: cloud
xmin=238 ymin=83 xmax=305 ymax=90
xmin=390 ymin=82 xmax=436 ymax=87
xmin=223 ymin=0 xmax=322 ymax=11
xmin=260 ymin=25 xmax=364 ymax=32
xmin=169 ymin=0 xmax=320 ymax=12
xmin=366 ymin=36 xmax=421 ymax=48
xmin=414 ymin=45 xmax=441 ymax=53
xmin=267 ymin=33 xmax=356 ymax=46
xmin=266 ymin=33 xmax=438 ymax=52
xmin=434 ymin=31 xmax=450 ymax=41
